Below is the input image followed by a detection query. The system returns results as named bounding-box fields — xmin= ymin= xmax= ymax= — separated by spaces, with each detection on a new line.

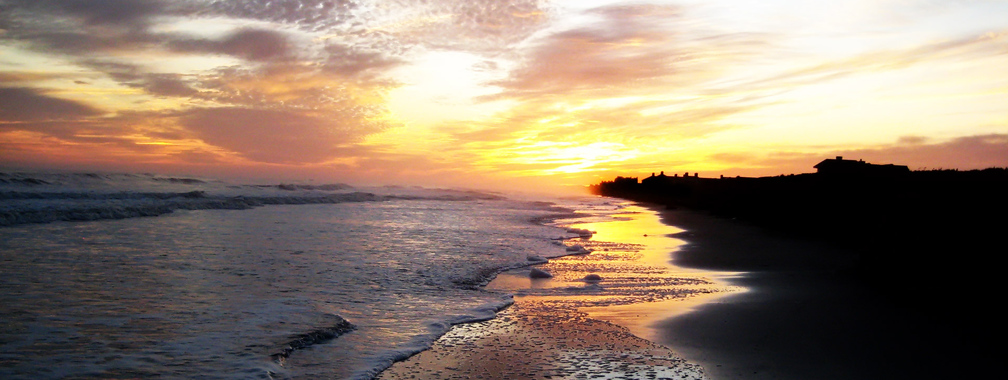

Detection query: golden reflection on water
xmin=572 ymin=205 xmax=687 ymax=269
xmin=487 ymin=203 xmax=743 ymax=342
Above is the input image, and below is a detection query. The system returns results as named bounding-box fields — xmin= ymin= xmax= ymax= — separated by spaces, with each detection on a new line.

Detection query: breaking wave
xmin=0 ymin=171 xmax=505 ymax=227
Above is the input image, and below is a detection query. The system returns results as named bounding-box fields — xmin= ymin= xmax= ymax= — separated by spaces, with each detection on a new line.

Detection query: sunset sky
xmin=2 ymin=0 xmax=1007 ymax=194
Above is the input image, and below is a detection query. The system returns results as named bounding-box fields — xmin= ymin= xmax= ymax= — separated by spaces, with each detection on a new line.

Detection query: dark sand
xmin=656 ymin=208 xmax=991 ymax=379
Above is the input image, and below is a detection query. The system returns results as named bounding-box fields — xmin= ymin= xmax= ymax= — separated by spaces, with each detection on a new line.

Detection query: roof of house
xmin=814 ymin=156 xmax=909 ymax=175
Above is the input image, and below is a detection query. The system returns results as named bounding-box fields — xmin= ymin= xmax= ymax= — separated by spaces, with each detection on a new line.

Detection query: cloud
xmin=322 ymin=41 xmax=405 ymax=78
xmin=419 ymin=4 xmax=779 ymax=176
xmin=0 ymin=71 xmax=71 ymax=84
xmin=197 ymin=0 xmax=359 ymax=31
xmin=142 ymin=75 xmax=200 ymax=98
xmin=1 ymin=26 xmax=159 ymax=56
xmin=475 ymin=2 xmax=770 ymax=129
xmin=0 ymin=87 xmax=101 ymax=122
xmin=190 ymin=0 xmax=550 ymax=54
xmin=0 ymin=0 xmax=401 ymax=85
xmin=177 ymin=107 xmax=384 ymax=164
xmin=393 ymin=0 xmax=549 ymax=51
xmin=1 ymin=0 xmax=167 ymax=27
xmin=80 ymin=60 xmax=201 ymax=98
xmin=429 ymin=5 xmax=719 ymax=145
xmin=0 ymin=0 xmax=171 ymax=54
xmin=731 ymin=29 xmax=1008 ymax=94
xmin=169 ymin=28 xmax=292 ymax=62
xmin=1 ymin=0 xmax=401 ymax=167
xmin=493 ymin=4 xmax=686 ymax=97
xmin=851 ymin=134 xmax=1008 ymax=170
xmin=0 ymin=0 xmax=547 ymax=107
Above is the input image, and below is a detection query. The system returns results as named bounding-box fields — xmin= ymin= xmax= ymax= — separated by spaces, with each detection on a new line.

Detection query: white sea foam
xmin=566 ymin=244 xmax=593 ymax=254
xmin=350 ymin=296 xmax=515 ymax=380
xmin=566 ymin=227 xmax=595 ymax=238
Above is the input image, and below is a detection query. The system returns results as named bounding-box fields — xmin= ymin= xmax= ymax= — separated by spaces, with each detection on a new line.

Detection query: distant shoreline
xmin=590 ymin=165 xmax=1007 ymax=314
xmin=589 ymin=160 xmax=1008 ymax=377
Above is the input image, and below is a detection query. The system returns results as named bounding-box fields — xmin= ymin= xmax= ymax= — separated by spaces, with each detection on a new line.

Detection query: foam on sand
xmin=377 ymin=302 xmax=707 ymax=380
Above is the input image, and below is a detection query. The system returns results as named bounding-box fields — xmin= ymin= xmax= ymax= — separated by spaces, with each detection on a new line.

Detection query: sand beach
xmin=378 ymin=204 xmax=994 ymax=379
xmin=376 ymin=300 xmax=707 ymax=380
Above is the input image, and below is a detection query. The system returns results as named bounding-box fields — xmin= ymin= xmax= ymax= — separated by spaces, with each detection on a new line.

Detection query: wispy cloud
xmin=0 ymin=0 xmax=559 ymax=171
xmin=177 ymin=106 xmax=385 ymax=163
xmin=0 ymin=87 xmax=101 ymax=122
xmin=493 ymin=4 xmax=688 ymax=97
xmin=0 ymin=0 xmax=405 ymax=165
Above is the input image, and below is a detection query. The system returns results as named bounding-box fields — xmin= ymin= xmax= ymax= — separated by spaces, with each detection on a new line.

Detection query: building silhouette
xmin=813 ymin=156 xmax=909 ymax=177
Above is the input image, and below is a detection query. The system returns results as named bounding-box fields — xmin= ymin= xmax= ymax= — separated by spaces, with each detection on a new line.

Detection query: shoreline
xmin=376 ymin=200 xmax=995 ymax=379
xmin=376 ymin=299 xmax=707 ymax=380
xmin=652 ymin=206 xmax=992 ymax=379
xmin=378 ymin=204 xmax=734 ymax=379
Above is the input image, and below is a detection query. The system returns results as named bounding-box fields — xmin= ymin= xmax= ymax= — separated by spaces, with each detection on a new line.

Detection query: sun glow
xmin=505 ymin=141 xmax=639 ymax=174
xmin=386 ymin=50 xmax=511 ymax=127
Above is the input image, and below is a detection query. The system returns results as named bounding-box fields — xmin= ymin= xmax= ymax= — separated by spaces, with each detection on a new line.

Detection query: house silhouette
xmin=813 ymin=156 xmax=910 ymax=177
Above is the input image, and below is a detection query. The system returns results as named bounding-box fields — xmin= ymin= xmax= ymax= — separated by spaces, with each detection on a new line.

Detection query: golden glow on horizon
xmin=512 ymin=141 xmax=639 ymax=174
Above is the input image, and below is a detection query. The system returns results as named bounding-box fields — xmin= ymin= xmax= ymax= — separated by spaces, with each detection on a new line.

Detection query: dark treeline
xmin=590 ymin=159 xmax=1008 ymax=338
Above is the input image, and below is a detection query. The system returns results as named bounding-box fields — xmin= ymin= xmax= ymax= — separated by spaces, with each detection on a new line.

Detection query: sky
xmin=1 ymin=0 xmax=1007 ymax=194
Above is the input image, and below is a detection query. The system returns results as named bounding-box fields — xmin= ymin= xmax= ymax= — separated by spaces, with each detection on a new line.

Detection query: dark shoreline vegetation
xmin=590 ymin=158 xmax=1008 ymax=346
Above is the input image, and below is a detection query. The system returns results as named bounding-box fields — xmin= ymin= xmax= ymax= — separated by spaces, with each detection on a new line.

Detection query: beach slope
xmin=655 ymin=208 xmax=991 ymax=380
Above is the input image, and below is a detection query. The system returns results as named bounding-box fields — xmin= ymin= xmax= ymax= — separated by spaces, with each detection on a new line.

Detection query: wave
xmin=0 ymin=171 xmax=209 ymax=187
xmin=0 ymin=171 xmax=518 ymax=227
xmin=272 ymin=315 xmax=356 ymax=363
xmin=0 ymin=190 xmax=210 ymax=200
xmin=0 ymin=192 xmax=387 ymax=227
xmin=349 ymin=298 xmax=514 ymax=380
xmin=262 ymin=183 xmax=351 ymax=191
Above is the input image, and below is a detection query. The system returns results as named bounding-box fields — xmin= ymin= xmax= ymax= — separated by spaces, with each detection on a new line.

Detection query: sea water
xmin=0 ymin=172 xmax=617 ymax=379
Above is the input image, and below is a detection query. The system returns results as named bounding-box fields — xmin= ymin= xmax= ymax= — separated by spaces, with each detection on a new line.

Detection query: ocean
xmin=0 ymin=172 xmax=718 ymax=379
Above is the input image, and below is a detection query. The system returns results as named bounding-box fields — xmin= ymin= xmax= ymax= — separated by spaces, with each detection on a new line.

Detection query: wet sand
xmin=376 ymin=300 xmax=706 ymax=380
xmin=379 ymin=205 xmax=730 ymax=379
xmin=655 ymin=208 xmax=991 ymax=379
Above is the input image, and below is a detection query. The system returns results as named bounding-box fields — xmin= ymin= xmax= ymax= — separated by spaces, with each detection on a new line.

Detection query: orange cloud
xmin=168 ymin=28 xmax=293 ymax=62
xmin=0 ymin=87 xmax=101 ymax=122
xmin=493 ymin=4 xmax=686 ymax=98
xmin=177 ymin=107 xmax=385 ymax=164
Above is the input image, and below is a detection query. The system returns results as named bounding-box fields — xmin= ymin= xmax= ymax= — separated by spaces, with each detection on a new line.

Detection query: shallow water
xmin=487 ymin=205 xmax=741 ymax=341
